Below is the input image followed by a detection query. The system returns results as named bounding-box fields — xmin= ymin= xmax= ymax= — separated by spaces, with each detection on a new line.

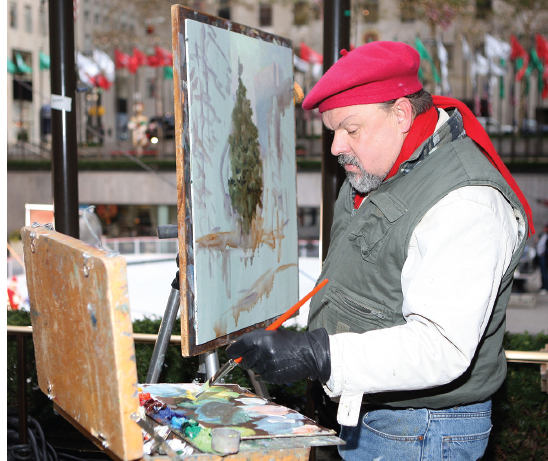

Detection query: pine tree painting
xmin=228 ymin=62 xmax=264 ymax=236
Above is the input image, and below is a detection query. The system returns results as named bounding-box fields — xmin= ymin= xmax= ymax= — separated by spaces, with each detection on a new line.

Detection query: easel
xmin=145 ymin=224 xmax=270 ymax=400
xmin=22 ymin=225 xmax=343 ymax=461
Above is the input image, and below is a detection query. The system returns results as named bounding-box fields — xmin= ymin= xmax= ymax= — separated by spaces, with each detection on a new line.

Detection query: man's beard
xmin=337 ymin=154 xmax=386 ymax=194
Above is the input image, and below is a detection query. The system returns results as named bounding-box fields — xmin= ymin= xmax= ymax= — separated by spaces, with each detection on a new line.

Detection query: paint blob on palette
xmin=139 ymin=383 xmax=335 ymax=448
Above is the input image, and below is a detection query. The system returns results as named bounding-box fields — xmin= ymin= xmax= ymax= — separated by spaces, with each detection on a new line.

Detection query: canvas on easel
xmin=172 ymin=6 xmax=299 ymax=357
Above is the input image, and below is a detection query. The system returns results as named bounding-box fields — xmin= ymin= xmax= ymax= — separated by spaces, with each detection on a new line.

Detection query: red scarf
xmin=354 ymin=96 xmax=534 ymax=236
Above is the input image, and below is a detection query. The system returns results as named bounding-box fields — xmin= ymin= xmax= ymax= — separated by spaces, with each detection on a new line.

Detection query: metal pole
xmin=320 ymin=0 xmax=350 ymax=261
xmin=49 ymin=0 xmax=79 ymax=238
xmin=145 ymin=287 xmax=180 ymax=383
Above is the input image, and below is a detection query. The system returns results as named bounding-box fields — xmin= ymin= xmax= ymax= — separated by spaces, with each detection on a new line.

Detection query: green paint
xmin=227 ymin=426 xmax=256 ymax=437
xmin=181 ymin=421 xmax=214 ymax=453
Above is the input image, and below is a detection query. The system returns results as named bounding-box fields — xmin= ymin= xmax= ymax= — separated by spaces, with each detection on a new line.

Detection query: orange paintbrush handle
xmin=233 ymin=279 xmax=329 ymax=365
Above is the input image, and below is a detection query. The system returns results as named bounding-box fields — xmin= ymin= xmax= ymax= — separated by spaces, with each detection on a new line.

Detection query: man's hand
xmin=226 ymin=328 xmax=331 ymax=385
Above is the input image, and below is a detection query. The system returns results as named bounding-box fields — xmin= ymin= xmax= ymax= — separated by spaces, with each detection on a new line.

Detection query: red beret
xmin=302 ymin=41 xmax=422 ymax=113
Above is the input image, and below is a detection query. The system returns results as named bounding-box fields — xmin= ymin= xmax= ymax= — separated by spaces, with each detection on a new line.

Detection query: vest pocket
xmin=319 ymin=280 xmax=394 ymax=333
xmin=348 ymin=192 xmax=406 ymax=263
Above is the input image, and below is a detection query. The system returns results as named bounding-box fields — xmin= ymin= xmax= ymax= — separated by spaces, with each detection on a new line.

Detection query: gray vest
xmin=309 ymin=109 xmax=527 ymax=409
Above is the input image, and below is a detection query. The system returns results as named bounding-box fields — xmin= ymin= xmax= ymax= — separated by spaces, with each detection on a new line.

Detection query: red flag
xmin=146 ymin=55 xmax=162 ymax=67
xmin=127 ymin=55 xmax=139 ymax=74
xmin=154 ymin=46 xmax=173 ymax=66
xmin=114 ymin=48 xmax=129 ymax=69
xmin=299 ymin=42 xmax=323 ymax=64
xmin=132 ymin=47 xmax=147 ymax=66
xmin=535 ymin=34 xmax=548 ymax=98
xmin=510 ymin=35 xmax=529 ymax=81
xmin=95 ymin=74 xmax=112 ymax=90
xmin=536 ymin=34 xmax=548 ymax=61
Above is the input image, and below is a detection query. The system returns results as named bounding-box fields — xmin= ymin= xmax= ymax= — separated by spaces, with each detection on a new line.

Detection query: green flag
xmin=499 ymin=59 xmax=505 ymax=99
xmin=163 ymin=66 xmax=173 ymax=80
xmin=15 ymin=52 xmax=32 ymax=73
xmin=530 ymin=48 xmax=544 ymax=93
xmin=8 ymin=57 xmax=18 ymax=74
xmin=39 ymin=51 xmax=50 ymax=70
xmin=415 ymin=37 xmax=441 ymax=84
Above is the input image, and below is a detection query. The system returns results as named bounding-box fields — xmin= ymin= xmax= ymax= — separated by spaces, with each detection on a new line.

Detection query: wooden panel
xmin=21 ymin=226 xmax=143 ymax=461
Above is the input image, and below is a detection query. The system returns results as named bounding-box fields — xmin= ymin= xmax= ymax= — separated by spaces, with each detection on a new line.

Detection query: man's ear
xmin=393 ymin=98 xmax=413 ymax=134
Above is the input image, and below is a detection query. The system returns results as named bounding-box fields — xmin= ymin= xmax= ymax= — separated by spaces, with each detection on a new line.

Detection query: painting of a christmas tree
xmin=228 ymin=61 xmax=264 ymax=237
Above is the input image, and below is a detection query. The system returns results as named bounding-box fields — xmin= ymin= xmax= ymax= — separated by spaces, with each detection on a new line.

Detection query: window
xmin=218 ymin=0 xmax=230 ymax=20
xmin=476 ymin=0 xmax=492 ymax=19
xmin=10 ymin=2 xmax=17 ymax=28
xmin=13 ymin=50 xmax=33 ymax=102
xmin=294 ymin=1 xmax=309 ymax=26
xmin=259 ymin=3 xmax=272 ymax=27
xmin=84 ymin=34 xmax=92 ymax=53
xmin=146 ymin=78 xmax=156 ymax=99
xmin=24 ymin=4 xmax=32 ymax=33
xmin=400 ymin=1 xmax=417 ymax=22
xmin=39 ymin=4 xmax=47 ymax=35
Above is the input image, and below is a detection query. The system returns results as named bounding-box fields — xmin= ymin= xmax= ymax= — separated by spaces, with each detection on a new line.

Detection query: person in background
xmin=537 ymin=223 xmax=548 ymax=295
xmin=227 ymin=41 xmax=533 ymax=460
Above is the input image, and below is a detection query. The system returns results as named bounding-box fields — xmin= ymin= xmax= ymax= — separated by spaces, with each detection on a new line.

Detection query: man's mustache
xmin=338 ymin=154 xmax=362 ymax=169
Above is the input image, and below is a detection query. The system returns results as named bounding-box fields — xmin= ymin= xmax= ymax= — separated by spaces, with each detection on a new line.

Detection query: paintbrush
xmin=194 ymin=278 xmax=329 ymax=399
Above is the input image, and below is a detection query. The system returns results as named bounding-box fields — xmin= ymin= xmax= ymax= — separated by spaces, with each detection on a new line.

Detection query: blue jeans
xmin=338 ymin=400 xmax=492 ymax=461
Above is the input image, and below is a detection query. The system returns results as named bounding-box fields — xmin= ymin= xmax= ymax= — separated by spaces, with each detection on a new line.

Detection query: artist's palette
xmin=139 ymin=383 xmax=335 ymax=452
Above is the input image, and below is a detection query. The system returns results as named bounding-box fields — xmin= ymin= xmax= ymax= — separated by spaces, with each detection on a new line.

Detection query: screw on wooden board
xmin=46 ymin=381 xmax=54 ymax=400
xmin=30 ymin=232 xmax=37 ymax=253
xmin=83 ymin=253 xmax=91 ymax=277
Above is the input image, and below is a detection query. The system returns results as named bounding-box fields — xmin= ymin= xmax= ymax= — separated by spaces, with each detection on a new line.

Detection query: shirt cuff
xmin=323 ymin=334 xmax=363 ymax=427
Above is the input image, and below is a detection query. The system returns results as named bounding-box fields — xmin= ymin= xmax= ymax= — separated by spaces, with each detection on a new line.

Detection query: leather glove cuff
xmin=307 ymin=327 xmax=331 ymax=383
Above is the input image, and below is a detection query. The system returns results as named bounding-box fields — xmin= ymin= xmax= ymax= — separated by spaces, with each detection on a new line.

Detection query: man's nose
xmin=331 ymin=132 xmax=348 ymax=156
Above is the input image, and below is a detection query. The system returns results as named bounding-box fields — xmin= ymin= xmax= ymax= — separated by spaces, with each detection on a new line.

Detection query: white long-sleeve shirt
xmin=324 ymin=117 xmax=525 ymax=427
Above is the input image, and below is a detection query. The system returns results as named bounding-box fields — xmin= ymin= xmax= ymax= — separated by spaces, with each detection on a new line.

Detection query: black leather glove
xmin=226 ymin=327 xmax=331 ymax=385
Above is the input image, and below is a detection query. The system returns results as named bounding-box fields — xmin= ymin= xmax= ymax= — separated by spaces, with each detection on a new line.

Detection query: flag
xmin=485 ymin=34 xmax=511 ymax=61
xmin=146 ymin=55 xmax=162 ymax=67
xmin=164 ymin=66 xmax=173 ymax=80
xmin=293 ymin=54 xmax=310 ymax=73
xmin=535 ymin=34 xmax=548 ymax=98
xmin=462 ymin=36 xmax=471 ymax=62
xmin=474 ymin=52 xmax=489 ymax=76
xmin=39 ymin=51 xmax=50 ymax=70
xmin=15 ymin=53 xmax=32 ymax=73
xmin=499 ymin=59 xmax=506 ymax=99
xmin=76 ymin=52 xmax=100 ymax=86
xmin=8 ymin=57 xmax=18 ymax=74
xmin=437 ymin=38 xmax=451 ymax=95
xmin=132 ymin=47 xmax=147 ymax=66
xmin=299 ymin=42 xmax=323 ymax=64
xmin=154 ymin=46 xmax=173 ymax=66
xmin=414 ymin=37 xmax=441 ymax=84
xmin=94 ymin=74 xmax=112 ymax=90
xmin=530 ymin=48 xmax=544 ymax=94
xmin=127 ymin=47 xmax=147 ymax=74
xmin=114 ymin=48 xmax=130 ymax=69
xmin=93 ymin=49 xmax=115 ymax=82
xmin=510 ymin=35 xmax=529 ymax=81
